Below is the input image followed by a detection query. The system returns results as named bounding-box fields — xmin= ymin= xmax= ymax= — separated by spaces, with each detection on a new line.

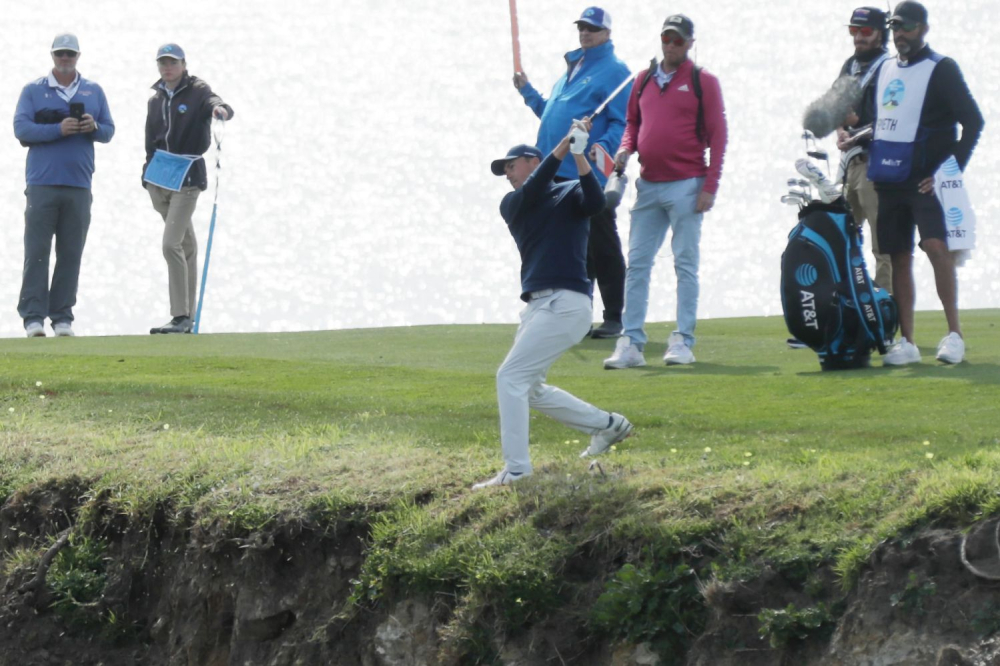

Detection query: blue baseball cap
xmin=156 ymin=43 xmax=186 ymax=61
xmin=491 ymin=144 xmax=543 ymax=175
xmin=575 ymin=7 xmax=612 ymax=31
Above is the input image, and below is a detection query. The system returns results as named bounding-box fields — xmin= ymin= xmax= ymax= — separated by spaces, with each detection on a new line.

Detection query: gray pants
xmin=18 ymin=185 xmax=92 ymax=326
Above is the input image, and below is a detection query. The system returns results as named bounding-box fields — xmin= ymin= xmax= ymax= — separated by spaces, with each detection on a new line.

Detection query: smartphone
xmin=69 ymin=103 xmax=85 ymax=120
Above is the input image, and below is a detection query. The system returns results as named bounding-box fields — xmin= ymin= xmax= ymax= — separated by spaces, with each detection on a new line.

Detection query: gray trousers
xmin=18 ymin=185 xmax=92 ymax=326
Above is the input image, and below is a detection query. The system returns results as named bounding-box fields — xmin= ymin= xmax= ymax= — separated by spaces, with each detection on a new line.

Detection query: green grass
xmin=2 ymin=310 xmax=999 ymax=653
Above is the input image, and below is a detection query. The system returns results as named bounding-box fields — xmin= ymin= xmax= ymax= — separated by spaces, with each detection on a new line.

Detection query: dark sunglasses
xmin=577 ymin=23 xmax=605 ymax=33
xmin=661 ymin=34 xmax=687 ymax=46
xmin=848 ymin=26 xmax=877 ymax=37
xmin=53 ymin=50 xmax=78 ymax=58
xmin=889 ymin=20 xmax=919 ymax=32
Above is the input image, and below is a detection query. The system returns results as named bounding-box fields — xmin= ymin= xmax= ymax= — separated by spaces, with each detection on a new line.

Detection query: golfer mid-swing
xmin=474 ymin=121 xmax=633 ymax=489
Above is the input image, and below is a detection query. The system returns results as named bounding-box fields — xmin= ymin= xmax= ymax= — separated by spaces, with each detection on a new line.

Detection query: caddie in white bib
xmin=867 ymin=52 xmax=942 ymax=183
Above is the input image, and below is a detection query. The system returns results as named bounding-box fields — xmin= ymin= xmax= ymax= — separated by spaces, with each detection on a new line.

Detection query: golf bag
xmin=780 ymin=200 xmax=898 ymax=370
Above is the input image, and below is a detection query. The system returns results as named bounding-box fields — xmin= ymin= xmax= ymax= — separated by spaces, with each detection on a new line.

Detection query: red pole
xmin=509 ymin=0 xmax=523 ymax=73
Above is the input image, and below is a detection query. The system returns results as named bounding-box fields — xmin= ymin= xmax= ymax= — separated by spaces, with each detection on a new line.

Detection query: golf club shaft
xmin=593 ymin=73 xmax=636 ymax=117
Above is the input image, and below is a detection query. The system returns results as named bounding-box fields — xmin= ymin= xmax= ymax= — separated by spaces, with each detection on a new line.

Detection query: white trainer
xmin=604 ymin=336 xmax=645 ymax=369
xmin=25 ymin=322 xmax=46 ymax=338
xmin=883 ymin=338 xmax=921 ymax=366
xmin=580 ymin=413 xmax=634 ymax=457
xmin=936 ymin=332 xmax=965 ymax=364
xmin=664 ymin=333 xmax=695 ymax=365
xmin=472 ymin=468 xmax=530 ymax=490
xmin=53 ymin=322 xmax=75 ymax=337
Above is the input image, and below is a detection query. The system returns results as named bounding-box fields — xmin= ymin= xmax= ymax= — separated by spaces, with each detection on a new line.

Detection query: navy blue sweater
xmin=500 ymin=153 xmax=606 ymax=301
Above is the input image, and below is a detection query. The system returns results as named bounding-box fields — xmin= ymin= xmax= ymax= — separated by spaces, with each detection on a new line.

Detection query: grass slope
xmin=1 ymin=310 xmax=999 ymax=652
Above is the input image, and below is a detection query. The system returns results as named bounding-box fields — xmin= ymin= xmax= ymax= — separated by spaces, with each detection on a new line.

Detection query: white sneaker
xmin=936 ymin=332 xmax=965 ymax=364
xmin=883 ymin=338 xmax=921 ymax=366
xmin=580 ymin=413 xmax=634 ymax=457
xmin=472 ymin=468 xmax=530 ymax=490
xmin=53 ymin=322 xmax=75 ymax=337
xmin=604 ymin=336 xmax=645 ymax=369
xmin=664 ymin=333 xmax=695 ymax=365
xmin=25 ymin=322 xmax=46 ymax=338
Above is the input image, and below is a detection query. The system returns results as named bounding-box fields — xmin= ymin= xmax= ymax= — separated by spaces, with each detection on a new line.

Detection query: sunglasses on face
xmin=578 ymin=24 xmax=604 ymax=33
xmin=157 ymin=58 xmax=181 ymax=66
xmin=889 ymin=20 xmax=919 ymax=32
xmin=848 ymin=26 xmax=876 ymax=37
xmin=53 ymin=50 xmax=78 ymax=58
xmin=661 ymin=34 xmax=686 ymax=46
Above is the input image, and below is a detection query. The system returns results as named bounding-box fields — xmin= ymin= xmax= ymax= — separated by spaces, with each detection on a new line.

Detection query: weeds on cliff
xmin=889 ymin=572 xmax=936 ymax=616
xmin=757 ymin=603 xmax=836 ymax=648
xmin=590 ymin=562 xmax=707 ymax=659
xmin=48 ymin=533 xmax=108 ymax=627
xmin=972 ymin=601 xmax=1000 ymax=638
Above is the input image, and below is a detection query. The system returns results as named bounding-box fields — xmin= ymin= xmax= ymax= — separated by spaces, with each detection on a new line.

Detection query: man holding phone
xmin=13 ymin=33 xmax=114 ymax=337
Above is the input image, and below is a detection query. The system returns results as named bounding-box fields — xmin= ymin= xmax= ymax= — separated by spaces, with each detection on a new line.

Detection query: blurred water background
xmin=2 ymin=0 xmax=997 ymax=337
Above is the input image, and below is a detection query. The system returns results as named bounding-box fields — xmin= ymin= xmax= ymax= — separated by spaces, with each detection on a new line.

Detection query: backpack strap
xmin=692 ymin=65 xmax=704 ymax=143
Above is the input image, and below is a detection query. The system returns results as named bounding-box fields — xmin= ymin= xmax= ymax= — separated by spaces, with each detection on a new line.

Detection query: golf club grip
xmin=509 ymin=0 xmax=522 ymax=74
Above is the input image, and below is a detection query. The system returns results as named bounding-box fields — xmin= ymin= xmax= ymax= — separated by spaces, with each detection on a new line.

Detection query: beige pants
xmin=148 ymin=185 xmax=201 ymax=317
xmin=845 ymin=156 xmax=892 ymax=293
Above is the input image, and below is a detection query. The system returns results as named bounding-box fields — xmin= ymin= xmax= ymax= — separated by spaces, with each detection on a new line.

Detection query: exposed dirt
xmin=4 ymin=481 xmax=1000 ymax=665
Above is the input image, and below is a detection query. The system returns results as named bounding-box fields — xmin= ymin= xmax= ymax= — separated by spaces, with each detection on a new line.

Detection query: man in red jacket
xmin=603 ymin=14 xmax=727 ymax=369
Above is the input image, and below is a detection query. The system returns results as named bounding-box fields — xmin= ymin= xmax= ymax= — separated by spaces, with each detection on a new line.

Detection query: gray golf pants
xmin=496 ymin=289 xmax=611 ymax=475
xmin=148 ymin=184 xmax=201 ymax=318
xmin=18 ymin=185 xmax=92 ymax=326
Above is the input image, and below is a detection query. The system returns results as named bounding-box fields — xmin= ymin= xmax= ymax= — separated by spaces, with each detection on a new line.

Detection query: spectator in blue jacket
xmin=513 ymin=7 xmax=632 ymax=340
xmin=13 ymin=34 xmax=114 ymax=338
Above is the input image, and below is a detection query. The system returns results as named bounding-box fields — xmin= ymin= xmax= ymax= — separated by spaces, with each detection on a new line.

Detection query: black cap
xmin=661 ymin=14 xmax=694 ymax=40
xmin=849 ymin=7 xmax=887 ymax=28
xmin=491 ymin=144 xmax=543 ymax=176
xmin=890 ymin=1 xmax=928 ymax=24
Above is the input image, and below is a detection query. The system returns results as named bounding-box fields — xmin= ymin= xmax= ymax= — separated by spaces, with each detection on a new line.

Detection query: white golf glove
xmin=569 ymin=127 xmax=588 ymax=155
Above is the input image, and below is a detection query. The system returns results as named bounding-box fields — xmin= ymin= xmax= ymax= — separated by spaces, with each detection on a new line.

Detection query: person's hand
xmin=695 ymin=191 xmax=716 ymax=213
xmin=513 ymin=72 xmax=529 ymax=89
xmin=918 ymin=176 xmax=935 ymax=195
xmin=77 ymin=113 xmax=97 ymax=133
xmin=836 ymin=127 xmax=854 ymax=151
xmin=614 ymin=147 xmax=632 ymax=171
xmin=213 ymin=107 xmax=230 ymax=120
xmin=59 ymin=117 xmax=81 ymax=136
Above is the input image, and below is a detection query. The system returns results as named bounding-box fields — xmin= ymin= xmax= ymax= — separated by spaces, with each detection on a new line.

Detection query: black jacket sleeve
xmin=930 ymin=58 xmax=984 ymax=171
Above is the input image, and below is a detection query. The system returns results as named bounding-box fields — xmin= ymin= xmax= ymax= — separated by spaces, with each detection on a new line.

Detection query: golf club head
xmin=807 ymin=150 xmax=829 ymax=161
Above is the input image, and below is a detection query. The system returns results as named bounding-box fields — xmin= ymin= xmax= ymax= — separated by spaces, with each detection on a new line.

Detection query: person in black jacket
xmin=836 ymin=7 xmax=892 ymax=292
xmin=868 ymin=1 xmax=984 ymax=365
xmin=143 ymin=43 xmax=233 ymax=334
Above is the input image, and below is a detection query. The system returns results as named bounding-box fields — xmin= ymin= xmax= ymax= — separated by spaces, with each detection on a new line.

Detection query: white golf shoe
xmin=472 ymin=468 xmax=530 ymax=490
xmin=664 ymin=333 xmax=695 ymax=365
xmin=53 ymin=322 xmax=75 ymax=337
xmin=580 ymin=413 xmax=634 ymax=457
xmin=883 ymin=338 xmax=921 ymax=366
xmin=936 ymin=332 xmax=965 ymax=364
xmin=25 ymin=322 xmax=46 ymax=338
xmin=604 ymin=336 xmax=645 ymax=369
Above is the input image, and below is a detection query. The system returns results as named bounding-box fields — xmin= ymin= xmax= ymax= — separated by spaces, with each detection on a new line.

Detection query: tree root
xmin=18 ymin=527 xmax=73 ymax=599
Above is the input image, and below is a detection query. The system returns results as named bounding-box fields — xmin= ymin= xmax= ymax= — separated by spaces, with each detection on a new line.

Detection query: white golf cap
xmin=51 ymin=33 xmax=80 ymax=53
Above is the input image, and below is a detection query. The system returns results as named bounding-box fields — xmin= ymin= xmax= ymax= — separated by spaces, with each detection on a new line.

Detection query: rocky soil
xmin=4 ymin=481 xmax=1000 ymax=665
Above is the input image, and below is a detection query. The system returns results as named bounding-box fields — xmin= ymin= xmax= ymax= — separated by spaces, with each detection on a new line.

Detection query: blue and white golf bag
xmin=780 ymin=200 xmax=898 ymax=370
